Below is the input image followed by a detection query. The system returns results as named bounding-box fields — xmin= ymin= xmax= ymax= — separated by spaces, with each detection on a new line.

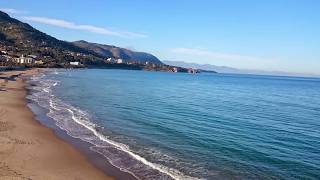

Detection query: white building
xmin=106 ymin=57 xmax=116 ymax=63
xmin=35 ymin=60 xmax=44 ymax=65
xmin=70 ymin=61 xmax=80 ymax=66
xmin=15 ymin=55 xmax=35 ymax=64
xmin=116 ymin=59 xmax=123 ymax=64
xmin=173 ymin=67 xmax=178 ymax=73
xmin=28 ymin=55 xmax=37 ymax=59
xmin=25 ymin=57 xmax=34 ymax=64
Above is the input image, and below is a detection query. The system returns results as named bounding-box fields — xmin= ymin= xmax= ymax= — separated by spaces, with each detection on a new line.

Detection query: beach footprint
xmin=0 ymin=121 xmax=15 ymax=132
xmin=0 ymin=108 xmax=7 ymax=119
xmin=0 ymin=162 xmax=31 ymax=180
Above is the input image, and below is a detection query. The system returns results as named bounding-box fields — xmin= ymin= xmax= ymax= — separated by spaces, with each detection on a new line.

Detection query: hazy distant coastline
xmin=164 ymin=60 xmax=320 ymax=78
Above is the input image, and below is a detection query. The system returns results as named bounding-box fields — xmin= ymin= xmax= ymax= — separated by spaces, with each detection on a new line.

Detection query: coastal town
xmin=0 ymin=44 xmax=201 ymax=73
xmin=0 ymin=10 xmax=208 ymax=73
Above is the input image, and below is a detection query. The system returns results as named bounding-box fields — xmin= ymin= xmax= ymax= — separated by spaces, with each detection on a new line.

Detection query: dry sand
xmin=0 ymin=69 xmax=113 ymax=180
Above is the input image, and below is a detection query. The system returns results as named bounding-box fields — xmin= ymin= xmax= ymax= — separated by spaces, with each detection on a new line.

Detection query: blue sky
xmin=1 ymin=0 xmax=319 ymax=75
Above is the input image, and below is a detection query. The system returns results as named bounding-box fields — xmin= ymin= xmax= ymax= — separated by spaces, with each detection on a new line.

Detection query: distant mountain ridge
xmin=0 ymin=11 xmax=93 ymax=55
xmin=0 ymin=11 xmax=162 ymax=65
xmin=163 ymin=60 xmax=241 ymax=74
xmin=164 ymin=60 xmax=319 ymax=77
xmin=72 ymin=40 xmax=162 ymax=64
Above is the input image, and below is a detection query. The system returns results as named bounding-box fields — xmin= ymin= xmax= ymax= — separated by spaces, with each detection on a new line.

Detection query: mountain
xmin=0 ymin=11 xmax=202 ymax=73
xmin=0 ymin=11 xmax=162 ymax=66
xmin=72 ymin=40 xmax=162 ymax=64
xmin=163 ymin=61 xmax=243 ymax=74
xmin=0 ymin=11 xmax=95 ymax=56
xmin=163 ymin=60 xmax=319 ymax=77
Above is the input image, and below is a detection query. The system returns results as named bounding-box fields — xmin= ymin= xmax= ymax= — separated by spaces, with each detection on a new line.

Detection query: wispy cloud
xmin=171 ymin=48 xmax=269 ymax=63
xmin=0 ymin=8 xmax=25 ymax=14
xmin=22 ymin=16 xmax=147 ymax=38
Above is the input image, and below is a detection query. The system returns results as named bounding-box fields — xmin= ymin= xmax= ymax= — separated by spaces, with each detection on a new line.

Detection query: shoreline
xmin=27 ymin=69 xmax=180 ymax=180
xmin=0 ymin=69 xmax=117 ymax=179
xmin=26 ymin=71 xmax=137 ymax=180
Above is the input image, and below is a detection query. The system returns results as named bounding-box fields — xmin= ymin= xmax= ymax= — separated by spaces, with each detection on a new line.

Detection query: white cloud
xmin=0 ymin=8 xmax=24 ymax=14
xmin=22 ymin=16 xmax=147 ymax=38
xmin=171 ymin=48 xmax=270 ymax=63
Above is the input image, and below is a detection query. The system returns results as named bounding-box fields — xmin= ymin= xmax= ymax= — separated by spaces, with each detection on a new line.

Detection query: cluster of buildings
xmin=188 ymin=68 xmax=200 ymax=74
xmin=0 ymin=51 xmax=44 ymax=65
xmin=14 ymin=55 xmax=38 ymax=64
xmin=105 ymin=57 xmax=123 ymax=64
xmin=0 ymin=48 xmax=195 ymax=73
xmin=0 ymin=45 xmax=85 ymax=67
xmin=106 ymin=58 xmax=155 ymax=66
xmin=67 ymin=51 xmax=87 ymax=57
xmin=15 ymin=55 xmax=43 ymax=64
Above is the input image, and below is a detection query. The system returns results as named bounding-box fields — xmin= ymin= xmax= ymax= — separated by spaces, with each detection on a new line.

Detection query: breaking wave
xmin=26 ymin=70 xmax=200 ymax=180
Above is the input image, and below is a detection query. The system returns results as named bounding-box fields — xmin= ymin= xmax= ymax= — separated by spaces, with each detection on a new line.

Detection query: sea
xmin=26 ymin=69 xmax=320 ymax=180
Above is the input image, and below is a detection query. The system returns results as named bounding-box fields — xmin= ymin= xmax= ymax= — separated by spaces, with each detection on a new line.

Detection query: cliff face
xmin=72 ymin=40 xmax=163 ymax=64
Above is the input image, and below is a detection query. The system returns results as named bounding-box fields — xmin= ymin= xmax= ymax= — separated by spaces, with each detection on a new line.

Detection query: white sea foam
xmin=27 ymin=71 xmax=202 ymax=180
xmin=66 ymin=107 xmax=198 ymax=180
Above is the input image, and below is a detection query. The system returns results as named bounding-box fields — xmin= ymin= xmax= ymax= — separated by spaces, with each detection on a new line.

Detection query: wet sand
xmin=0 ymin=69 xmax=113 ymax=180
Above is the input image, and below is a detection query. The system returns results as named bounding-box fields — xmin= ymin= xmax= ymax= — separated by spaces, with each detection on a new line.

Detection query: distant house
xmin=28 ymin=55 xmax=37 ymax=59
xmin=14 ymin=57 xmax=20 ymax=63
xmin=35 ymin=60 xmax=44 ymax=65
xmin=116 ymin=59 xmax=123 ymax=64
xmin=173 ymin=67 xmax=178 ymax=73
xmin=25 ymin=57 xmax=35 ymax=64
xmin=70 ymin=61 xmax=80 ymax=66
xmin=15 ymin=55 xmax=35 ymax=64
xmin=106 ymin=57 xmax=116 ymax=63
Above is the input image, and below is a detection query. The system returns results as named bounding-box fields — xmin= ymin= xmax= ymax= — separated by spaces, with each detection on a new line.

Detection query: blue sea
xmin=27 ymin=69 xmax=320 ymax=180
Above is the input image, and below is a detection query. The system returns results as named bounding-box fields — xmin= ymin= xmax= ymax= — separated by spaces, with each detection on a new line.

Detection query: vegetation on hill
xmin=0 ymin=11 xmax=200 ymax=73
xmin=72 ymin=40 xmax=162 ymax=64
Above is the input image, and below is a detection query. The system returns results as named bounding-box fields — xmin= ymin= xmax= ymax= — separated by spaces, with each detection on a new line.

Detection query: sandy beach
xmin=0 ymin=69 xmax=113 ymax=180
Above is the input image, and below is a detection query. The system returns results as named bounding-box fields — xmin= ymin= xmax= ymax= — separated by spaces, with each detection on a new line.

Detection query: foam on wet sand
xmin=0 ymin=69 xmax=113 ymax=180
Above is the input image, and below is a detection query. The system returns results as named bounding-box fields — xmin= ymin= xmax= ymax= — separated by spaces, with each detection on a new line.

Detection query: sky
xmin=0 ymin=0 xmax=320 ymax=75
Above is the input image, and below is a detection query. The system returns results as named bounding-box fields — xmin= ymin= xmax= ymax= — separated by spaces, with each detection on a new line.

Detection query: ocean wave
xmin=26 ymin=71 xmax=200 ymax=180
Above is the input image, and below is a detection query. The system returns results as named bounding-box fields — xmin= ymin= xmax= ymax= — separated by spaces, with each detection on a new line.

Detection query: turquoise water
xmin=28 ymin=69 xmax=320 ymax=180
